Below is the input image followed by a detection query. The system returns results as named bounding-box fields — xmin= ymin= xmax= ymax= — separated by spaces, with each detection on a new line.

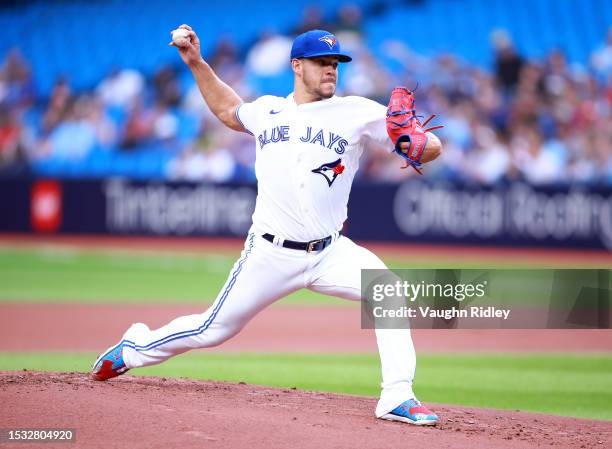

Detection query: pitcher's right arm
xmin=170 ymin=24 xmax=246 ymax=133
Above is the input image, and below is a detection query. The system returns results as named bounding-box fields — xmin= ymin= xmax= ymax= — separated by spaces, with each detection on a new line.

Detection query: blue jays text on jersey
xmin=258 ymin=125 xmax=348 ymax=154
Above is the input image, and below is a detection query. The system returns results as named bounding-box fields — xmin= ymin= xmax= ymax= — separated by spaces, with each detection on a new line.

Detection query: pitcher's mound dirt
xmin=1 ymin=371 xmax=610 ymax=449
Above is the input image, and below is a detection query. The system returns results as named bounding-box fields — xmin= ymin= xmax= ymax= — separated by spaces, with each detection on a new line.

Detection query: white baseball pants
xmin=121 ymin=232 xmax=416 ymax=417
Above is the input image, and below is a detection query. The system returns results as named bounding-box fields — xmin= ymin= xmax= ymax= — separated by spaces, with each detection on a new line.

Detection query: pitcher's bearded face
xmin=296 ymin=56 xmax=339 ymax=100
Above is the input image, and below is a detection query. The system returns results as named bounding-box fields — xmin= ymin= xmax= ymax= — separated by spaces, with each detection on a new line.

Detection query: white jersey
xmin=236 ymin=93 xmax=390 ymax=241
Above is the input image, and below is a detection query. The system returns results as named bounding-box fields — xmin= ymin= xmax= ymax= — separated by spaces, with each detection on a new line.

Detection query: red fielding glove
xmin=386 ymin=86 xmax=443 ymax=174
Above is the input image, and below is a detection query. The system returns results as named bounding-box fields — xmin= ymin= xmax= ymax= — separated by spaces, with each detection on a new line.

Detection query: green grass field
xmin=0 ymin=246 xmax=605 ymax=304
xmin=1 ymin=351 xmax=611 ymax=421
xmin=0 ymin=247 xmax=344 ymax=304
xmin=1 ymin=244 xmax=611 ymax=421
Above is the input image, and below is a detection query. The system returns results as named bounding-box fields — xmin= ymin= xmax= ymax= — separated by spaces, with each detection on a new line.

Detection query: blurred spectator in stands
xmin=335 ymin=5 xmax=366 ymax=58
xmin=572 ymin=74 xmax=603 ymax=131
xmin=512 ymin=126 xmax=565 ymax=184
xmin=508 ymin=65 xmax=542 ymax=134
xmin=0 ymin=105 xmax=30 ymax=174
xmin=166 ymin=124 xmax=235 ymax=182
xmin=166 ymin=146 xmax=208 ymax=181
xmin=246 ymin=31 xmax=292 ymax=77
xmin=472 ymin=69 xmax=506 ymax=131
xmin=209 ymin=38 xmax=243 ymax=80
xmin=245 ymin=31 xmax=293 ymax=96
xmin=566 ymin=130 xmax=598 ymax=183
xmin=230 ymin=130 xmax=257 ymax=182
xmin=120 ymin=99 xmax=153 ymax=149
xmin=182 ymin=83 xmax=209 ymax=119
xmin=0 ymin=48 xmax=35 ymax=110
xmin=292 ymin=5 xmax=333 ymax=36
xmin=516 ymin=63 xmax=544 ymax=96
xmin=43 ymin=96 xmax=98 ymax=160
xmin=151 ymin=103 xmax=179 ymax=144
xmin=379 ymin=38 xmax=434 ymax=90
xmin=96 ymin=68 xmax=145 ymax=110
xmin=42 ymin=77 xmax=71 ymax=134
xmin=592 ymin=128 xmax=611 ymax=183
xmin=84 ymin=96 xmax=117 ymax=149
xmin=542 ymin=49 xmax=571 ymax=100
xmin=440 ymin=99 xmax=473 ymax=150
xmin=0 ymin=107 xmax=19 ymax=163
xmin=342 ymin=48 xmax=389 ymax=100
xmin=121 ymin=101 xmax=179 ymax=151
xmin=335 ymin=4 xmax=363 ymax=34
xmin=473 ymin=70 xmax=502 ymax=115
xmin=590 ymin=28 xmax=612 ymax=81
xmin=463 ymin=125 xmax=510 ymax=185
xmin=492 ymin=29 xmax=524 ymax=93
xmin=153 ymin=66 xmax=181 ymax=107
xmin=430 ymin=54 xmax=464 ymax=99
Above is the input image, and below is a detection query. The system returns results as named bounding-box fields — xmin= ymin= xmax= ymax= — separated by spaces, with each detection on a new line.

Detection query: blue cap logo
xmin=318 ymin=35 xmax=337 ymax=49
xmin=290 ymin=29 xmax=352 ymax=63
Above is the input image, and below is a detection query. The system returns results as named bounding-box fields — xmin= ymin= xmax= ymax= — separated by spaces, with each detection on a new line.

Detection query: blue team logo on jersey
xmin=319 ymin=35 xmax=337 ymax=49
xmin=312 ymin=159 xmax=345 ymax=187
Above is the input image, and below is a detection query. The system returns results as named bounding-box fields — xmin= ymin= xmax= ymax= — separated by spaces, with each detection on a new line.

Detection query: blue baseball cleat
xmin=91 ymin=341 xmax=129 ymax=381
xmin=379 ymin=399 xmax=439 ymax=425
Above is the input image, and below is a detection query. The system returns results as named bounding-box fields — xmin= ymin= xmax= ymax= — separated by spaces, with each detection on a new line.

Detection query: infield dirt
xmin=1 ymin=371 xmax=610 ymax=449
xmin=2 ymin=303 xmax=612 ymax=352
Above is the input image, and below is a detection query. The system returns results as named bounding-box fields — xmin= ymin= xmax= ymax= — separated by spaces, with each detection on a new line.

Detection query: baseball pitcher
xmin=92 ymin=26 xmax=443 ymax=426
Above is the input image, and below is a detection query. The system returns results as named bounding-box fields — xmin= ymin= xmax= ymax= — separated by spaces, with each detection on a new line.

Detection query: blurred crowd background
xmin=0 ymin=0 xmax=610 ymax=185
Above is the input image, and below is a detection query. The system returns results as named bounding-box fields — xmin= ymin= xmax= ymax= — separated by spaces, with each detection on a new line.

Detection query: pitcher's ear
xmin=291 ymin=58 xmax=302 ymax=74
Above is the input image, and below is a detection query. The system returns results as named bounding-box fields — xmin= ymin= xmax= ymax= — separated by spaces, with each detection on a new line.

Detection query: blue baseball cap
xmin=290 ymin=29 xmax=352 ymax=63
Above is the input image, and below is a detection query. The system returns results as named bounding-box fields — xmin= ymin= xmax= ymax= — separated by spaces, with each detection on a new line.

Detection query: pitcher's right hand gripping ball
xmin=169 ymin=24 xmax=201 ymax=67
xmin=386 ymin=87 xmax=443 ymax=174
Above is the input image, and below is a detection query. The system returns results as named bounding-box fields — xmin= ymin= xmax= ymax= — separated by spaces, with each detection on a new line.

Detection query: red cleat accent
xmin=91 ymin=360 xmax=121 ymax=381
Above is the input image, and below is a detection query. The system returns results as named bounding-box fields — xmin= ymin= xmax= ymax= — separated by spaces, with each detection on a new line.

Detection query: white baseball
xmin=172 ymin=28 xmax=190 ymax=47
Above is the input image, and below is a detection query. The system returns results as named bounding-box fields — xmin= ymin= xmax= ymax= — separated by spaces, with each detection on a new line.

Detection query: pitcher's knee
xmin=192 ymin=324 xmax=242 ymax=348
